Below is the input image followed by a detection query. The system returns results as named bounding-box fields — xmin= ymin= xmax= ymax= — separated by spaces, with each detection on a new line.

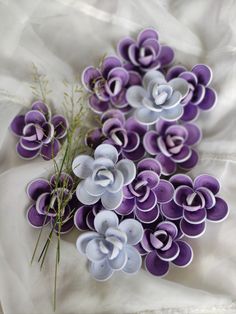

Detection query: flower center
xmin=106 ymin=77 xmax=122 ymax=96
xmin=111 ymin=129 xmax=128 ymax=147
xmin=150 ymin=230 xmax=173 ymax=251
xmin=98 ymin=231 xmax=126 ymax=260
xmin=95 ymin=169 xmax=114 ymax=187
xmin=139 ymin=46 xmax=155 ymax=66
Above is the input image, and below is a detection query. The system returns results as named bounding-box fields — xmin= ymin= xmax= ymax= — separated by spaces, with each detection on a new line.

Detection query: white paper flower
xmin=72 ymin=144 xmax=136 ymax=210
xmin=126 ymin=70 xmax=189 ymax=125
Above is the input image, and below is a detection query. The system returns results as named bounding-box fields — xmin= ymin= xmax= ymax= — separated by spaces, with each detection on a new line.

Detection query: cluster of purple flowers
xmin=11 ymin=28 xmax=228 ymax=282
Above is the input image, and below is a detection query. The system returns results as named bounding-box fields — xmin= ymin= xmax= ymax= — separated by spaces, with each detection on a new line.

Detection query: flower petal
xmin=174 ymin=185 xmax=193 ymax=207
xmin=89 ymin=94 xmax=110 ymax=114
xmin=74 ymin=206 xmax=92 ymax=231
xmin=181 ymin=103 xmax=199 ymax=122
xmin=116 ymin=159 xmax=136 ymax=185
xmin=137 ymin=158 xmax=162 ymax=175
xmin=179 ymin=149 xmax=198 ymax=170
xmin=76 ymin=232 xmax=101 ymax=254
xmin=136 ymin=190 xmax=157 ymax=211
xmin=89 ymin=259 xmax=114 ymax=281
xmin=170 ymin=174 xmax=193 ymax=188
xmin=51 ymin=115 xmax=68 ymax=139
xmin=160 ymin=104 xmax=184 ymax=121
xmin=166 ymin=66 xmax=186 ymax=81
xmin=117 ymin=36 xmax=135 ymax=61
xmin=155 ymin=153 xmax=177 ymax=175
xmin=154 ymin=179 xmax=174 ymax=203
xmin=101 ymin=189 xmax=123 ymax=210
xmin=25 ymin=110 xmax=46 ymax=125
xmin=72 ymin=155 xmax=94 ymax=179
xmin=161 ymin=200 xmax=183 ymax=220
xmin=76 ymin=181 xmax=100 ymax=205
xmin=206 ymin=197 xmax=229 ymax=222
xmin=157 ymin=221 xmax=178 ymax=239
xmin=158 ymin=45 xmax=174 ymax=66
xmin=171 ymin=146 xmax=191 ymax=163
xmin=16 ymin=142 xmax=40 ymax=160
xmin=192 ymin=64 xmax=212 ymax=86
xmin=94 ymin=210 xmax=119 ymax=234
xmin=194 ymin=174 xmax=220 ymax=195
xmin=101 ymin=56 xmax=122 ymax=78
xmin=135 ymin=107 xmax=160 ymax=125
xmin=40 ymin=139 xmax=60 ymax=160
xmin=31 ymin=101 xmax=50 ymax=118
xmin=136 ymin=205 xmax=160 ymax=224
xmin=172 ymin=241 xmax=193 ymax=267
xmin=108 ymin=249 xmax=128 ymax=270
xmin=157 ymin=241 xmax=180 ymax=262
xmin=10 ymin=115 xmax=25 ymax=136
xmin=143 ymin=131 xmax=160 ymax=155
xmin=126 ymin=86 xmax=147 ymax=108
xmin=119 ymin=219 xmax=143 ymax=245
xmin=168 ymin=78 xmax=189 ymax=99
xmin=198 ymin=87 xmax=217 ymax=110
xmin=27 ymin=178 xmax=50 ymax=201
xmin=180 ymin=219 xmax=206 ymax=238
xmin=83 ymin=177 xmax=105 ymax=196
xmin=122 ymin=245 xmax=142 ymax=274
xmin=27 ymin=205 xmax=50 ymax=228
xmin=94 ymin=144 xmax=118 ymax=164
xmin=145 ymin=251 xmax=169 ymax=277
xmin=81 ymin=66 xmax=101 ymax=91
xmin=142 ymin=70 xmax=166 ymax=90
xmin=115 ymin=197 xmax=135 ymax=216
xmin=86 ymin=238 xmax=106 ymax=262
xmin=183 ymin=208 xmax=207 ymax=224
xmin=185 ymin=123 xmax=202 ymax=146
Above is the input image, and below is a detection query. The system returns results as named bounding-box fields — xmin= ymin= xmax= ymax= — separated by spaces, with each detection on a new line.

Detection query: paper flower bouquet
xmin=10 ymin=28 xmax=228 ymax=309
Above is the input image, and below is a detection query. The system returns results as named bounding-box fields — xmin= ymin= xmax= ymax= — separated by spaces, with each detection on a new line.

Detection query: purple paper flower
xmin=76 ymin=210 xmax=143 ymax=280
xmin=135 ymin=221 xmax=193 ymax=276
xmin=74 ymin=202 xmax=104 ymax=231
xmin=10 ymin=100 xmax=68 ymax=160
xmin=126 ymin=70 xmax=189 ymax=125
xmin=82 ymin=56 xmax=141 ymax=114
xmin=115 ymin=158 xmax=174 ymax=224
xmin=72 ymin=144 xmax=136 ymax=210
xmin=27 ymin=173 xmax=79 ymax=234
xmin=143 ymin=120 xmax=201 ymax=175
xmin=86 ymin=109 xmax=148 ymax=161
xmin=117 ymin=28 xmax=174 ymax=72
xmin=167 ymin=64 xmax=217 ymax=121
xmin=161 ymin=174 xmax=229 ymax=238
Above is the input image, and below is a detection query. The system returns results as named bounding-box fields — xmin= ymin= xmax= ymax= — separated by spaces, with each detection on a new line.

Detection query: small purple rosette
xmin=27 ymin=172 xmax=79 ymax=234
xmin=161 ymin=174 xmax=229 ymax=238
xmin=76 ymin=211 xmax=143 ymax=280
xmin=143 ymin=120 xmax=202 ymax=175
xmin=86 ymin=109 xmax=148 ymax=161
xmin=10 ymin=100 xmax=68 ymax=160
xmin=115 ymin=158 xmax=174 ymax=224
xmin=82 ymin=56 xmax=141 ymax=114
xmin=117 ymin=28 xmax=174 ymax=72
xmin=72 ymin=144 xmax=136 ymax=210
xmin=136 ymin=221 xmax=193 ymax=277
xmin=167 ymin=64 xmax=217 ymax=121
xmin=126 ymin=70 xmax=189 ymax=125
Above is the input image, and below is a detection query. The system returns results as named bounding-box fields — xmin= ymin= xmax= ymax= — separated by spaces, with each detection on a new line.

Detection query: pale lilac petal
xmin=108 ymin=249 xmax=128 ymax=270
xmin=135 ymin=107 xmax=160 ymax=125
xmin=86 ymin=238 xmax=106 ymax=262
xmin=168 ymin=78 xmax=189 ymax=99
xmin=126 ymin=86 xmax=147 ymax=108
xmin=160 ymin=104 xmax=183 ymax=121
xmin=89 ymin=260 xmax=114 ymax=281
xmin=94 ymin=210 xmax=119 ymax=234
xmin=94 ymin=144 xmax=118 ymax=164
xmin=122 ymin=245 xmax=142 ymax=274
xmin=101 ymin=190 xmax=123 ymax=210
xmin=116 ymin=159 xmax=136 ymax=185
xmin=76 ymin=231 xmax=101 ymax=254
xmin=76 ymin=181 xmax=100 ymax=205
xmin=72 ymin=155 xmax=94 ymax=179
xmin=119 ymin=219 xmax=143 ymax=245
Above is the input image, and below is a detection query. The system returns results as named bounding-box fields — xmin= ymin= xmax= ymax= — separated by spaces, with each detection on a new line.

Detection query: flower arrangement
xmin=10 ymin=28 xmax=228 ymax=310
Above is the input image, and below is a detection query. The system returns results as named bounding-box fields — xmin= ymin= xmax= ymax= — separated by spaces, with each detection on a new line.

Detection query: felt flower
xmin=72 ymin=144 xmax=136 ymax=210
xmin=126 ymin=70 xmax=189 ymax=125
xmin=76 ymin=210 xmax=143 ymax=280
xmin=161 ymin=174 xmax=229 ymax=238
xmin=143 ymin=120 xmax=202 ymax=175
xmin=115 ymin=158 xmax=174 ymax=224
xmin=117 ymin=28 xmax=174 ymax=72
xmin=27 ymin=173 xmax=79 ymax=234
xmin=86 ymin=109 xmax=148 ymax=161
xmin=82 ymin=56 xmax=141 ymax=114
xmin=135 ymin=221 xmax=193 ymax=276
xmin=10 ymin=100 xmax=68 ymax=160
xmin=166 ymin=64 xmax=217 ymax=121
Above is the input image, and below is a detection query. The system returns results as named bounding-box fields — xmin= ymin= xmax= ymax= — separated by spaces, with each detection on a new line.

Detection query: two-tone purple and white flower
xmin=117 ymin=28 xmax=174 ymax=72
xmin=27 ymin=173 xmax=79 ymax=233
xmin=10 ymin=100 xmax=68 ymax=160
xmin=161 ymin=174 xmax=229 ymax=238
xmin=82 ymin=56 xmax=141 ymax=114
xmin=115 ymin=158 xmax=174 ymax=224
xmin=126 ymin=70 xmax=189 ymax=125
xmin=143 ymin=120 xmax=202 ymax=175
xmin=167 ymin=64 xmax=217 ymax=121
xmin=135 ymin=221 xmax=193 ymax=276
xmin=72 ymin=144 xmax=136 ymax=210
xmin=76 ymin=210 xmax=143 ymax=280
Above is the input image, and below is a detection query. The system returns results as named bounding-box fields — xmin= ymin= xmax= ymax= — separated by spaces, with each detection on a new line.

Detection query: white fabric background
xmin=0 ymin=0 xmax=236 ymax=313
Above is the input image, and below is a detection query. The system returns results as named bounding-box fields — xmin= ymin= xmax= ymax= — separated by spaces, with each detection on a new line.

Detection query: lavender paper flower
xmin=117 ymin=28 xmax=174 ymax=72
xmin=143 ymin=120 xmax=202 ymax=175
xmin=82 ymin=56 xmax=141 ymax=114
xmin=27 ymin=173 xmax=79 ymax=233
xmin=76 ymin=210 xmax=143 ymax=280
xmin=115 ymin=158 xmax=174 ymax=224
xmin=135 ymin=221 xmax=193 ymax=276
xmin=10 ymin=100 xmax=68 ymax=160
xmin=72 ymin=144 xmax=136 ymax=210
xmin=86 ymin=109 xmax=148 ymax=161
xmin=126 ymin=70 xmax=189 ymax=125
xmin=167 ymin=64 xmax=217 ymax=121
xmin=161 ymin=174 xmax=229 ymax=238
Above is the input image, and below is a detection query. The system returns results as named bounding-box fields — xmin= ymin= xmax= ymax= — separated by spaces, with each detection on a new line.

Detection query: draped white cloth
xmin=0 ymin=0 xmax=236 ymax=313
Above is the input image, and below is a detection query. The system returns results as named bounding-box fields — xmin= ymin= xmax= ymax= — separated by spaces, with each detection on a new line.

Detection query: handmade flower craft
xmin=161 ymin=174 xmax=229 ymax=238
xmin=143 ymin=120 xmax=202 ymax=175
xmin=72 ymin=143 xmax=136 ymax=210
xmin=126 ymin=70 xmax=189 ymax=124
xmin=10 ymin=100 xmax=68 ymax=160
xmin=10 ymin=27 xmax=229 ymax=308
xmin=167 ymin=64 xmax=217 ymax=121
xmin=76 ymin=210 xmax=143 ymax=280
